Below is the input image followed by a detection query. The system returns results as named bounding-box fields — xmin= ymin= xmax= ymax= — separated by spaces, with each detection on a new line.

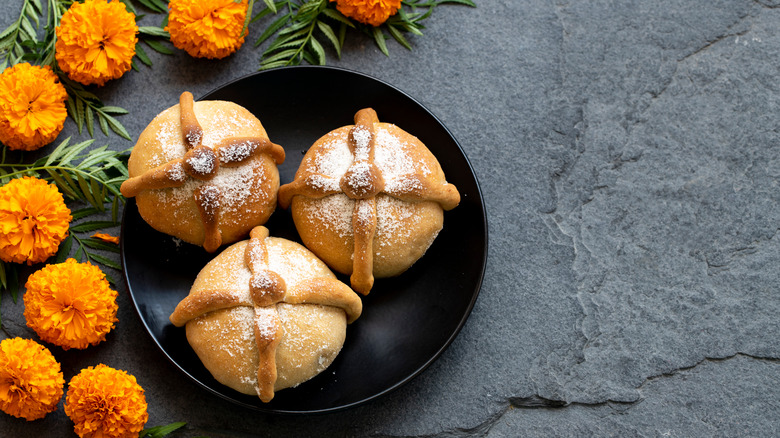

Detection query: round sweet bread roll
xmin=169 ymin=226 xmax=362 ymax=402
xmin=278 ymin=108 xmax=460 ymax=295
xmin=121 ymin=92 xmax=285 ymax=252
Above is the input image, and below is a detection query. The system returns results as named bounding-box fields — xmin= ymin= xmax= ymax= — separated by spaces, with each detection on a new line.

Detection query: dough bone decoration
xmin=278 ymin=108 xmax=460 ymax=295
xmin=169 ymin=226 xmax=362 ymax=402
xmin=120 ymin=91 xmax=285 ymax=252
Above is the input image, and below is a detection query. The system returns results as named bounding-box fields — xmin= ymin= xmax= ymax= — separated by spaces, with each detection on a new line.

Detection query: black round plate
xmin=121 ymin=66 xmax=487 ymax=414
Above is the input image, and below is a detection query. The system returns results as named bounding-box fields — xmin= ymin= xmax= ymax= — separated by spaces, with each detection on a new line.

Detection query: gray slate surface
xmin=1 ymin=0 xmax=779 ymax=436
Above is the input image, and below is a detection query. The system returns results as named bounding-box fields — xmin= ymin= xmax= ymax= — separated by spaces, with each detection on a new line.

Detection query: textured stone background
xmin=1 ymin=0 xmax=779 ymax=436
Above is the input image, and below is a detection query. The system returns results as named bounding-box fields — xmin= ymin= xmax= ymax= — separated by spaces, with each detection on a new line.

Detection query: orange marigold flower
xmin=166 ymin=0 xmax=249 ymax=59
xmin=0 ymin=337 xmax=65 ymax=421
xmin=330 ymin=0 xmax=401 ymax=26
xmin=55 ymin=0 xmax=138 ymax=86
xmin=24 ymin=258 xmax=118 ymax=350
xmin=0 ymin=176 xmax=71 ymax=265
xmin=64 ymin=364 xmax=148 ymax=438
xmin=0 ymin=63 xmax=68 ymax=151
xmin=91 ymin=233 xmax=120 ymax=245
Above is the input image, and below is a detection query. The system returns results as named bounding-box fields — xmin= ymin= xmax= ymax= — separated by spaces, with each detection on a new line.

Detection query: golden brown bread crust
xmin=169 ymin=226 xmax=362 ymax=402
xmin=290 ymin=194 xmax=444 ymax=277
xmin=278 ymin=109 xmax=459 ymax=294
xmin=123 ymin=93 xmax=284 ymax=251
xmin=184 ymin=303 xmax=348 ymax=396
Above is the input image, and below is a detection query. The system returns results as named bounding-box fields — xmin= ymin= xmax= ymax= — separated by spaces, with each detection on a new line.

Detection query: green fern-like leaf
xmin=253 ymin=0 xmax=474 ymax=67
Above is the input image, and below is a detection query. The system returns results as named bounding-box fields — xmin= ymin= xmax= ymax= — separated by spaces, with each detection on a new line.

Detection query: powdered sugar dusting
xmin=148 ymin=105 xmax=262 ymax=169
xmin=342 ymin=161 xmax=373 ymax=193
xmin=312 ymin=137 xmax=353 ymax=179
xmin=306 ymin=173 xmax=338 ymax=192
xmin=246 ymin=241 xmax=265 ymax=273
xmin=196 ymin=184 xmax=221 ymax=214
xmin=196 ymin=251 xmax=252 ymax=293
xmin=185 ymin=129 xmax=202 ymax=148
xmin=266 ymin=238 xmax=330 ymax=288
xmin=166 ymin=162 xmax=186 ymax=182
xmin=250 ymin=271 xmax=275 ymax=292
xmin=240 ymin=375 xmax=258 ymax=388
xmin=220 ymin=140 xmax=257 ymax=164
xmin=255 ymin=306 xmax=278 ymax=339
xmin=351 ymin=126 xmax=371 ymax=162
xmin=276 ymin=304 xmax=342 ymax=373
xmin=211 ymin=165 xmax=263 ymax=212
xmin=309 ymin=125 xmax=432 ymax=197
xmin=374 ymin=126 xmax=431 ymax=193
xmin=375 ymin=195 xmax=419 ymax=243
xmin=299 ymin=195 xmax=354 ymax=239
xmin=193 ymin=306 xmax=254 ymax=358
xmin=145 ymin=102 xmax=273 ymax=225
xmin=157 ymin=163 xmax=265 ymax=225
xmin=201 ymin=109 xmax=254 ymax=148
xmin=293 ymin=125 xmax=443 ymax=243
xmin=186 ymin=150 xmax=216 ymax=175
xmin=387 ymin=174 xmax=424 ymax=193
xmin=151 ymin=121 xmax=186 ymax=167
xmin=355 ymin=199 xmax=374 ymax=228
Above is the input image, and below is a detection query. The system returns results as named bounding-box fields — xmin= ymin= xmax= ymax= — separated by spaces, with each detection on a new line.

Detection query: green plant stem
xmin=39 ymin=0 xmax=63 ymax=67
xmin=287 ymin=16 xmax=317 ymax=66
xmin=0 ymin=164 xmax=120 ymax=187
xmin=1 ymin=0 xmax=35 ymax=67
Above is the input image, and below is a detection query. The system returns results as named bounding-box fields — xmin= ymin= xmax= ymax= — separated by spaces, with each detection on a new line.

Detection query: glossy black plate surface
xmin=121 ymin=66 xmax=487 ymax=414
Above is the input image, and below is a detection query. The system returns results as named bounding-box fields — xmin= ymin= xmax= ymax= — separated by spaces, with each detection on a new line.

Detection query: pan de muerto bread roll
xmin=278 ymin=108 xmax=460 ymax=295
xmin=121 ymin=92 xmax=285 ymax=252
xmin=169 ymin=226 xmax=362 ymax=402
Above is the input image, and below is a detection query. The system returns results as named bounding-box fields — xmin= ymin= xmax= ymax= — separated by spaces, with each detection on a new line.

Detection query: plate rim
xmin=121 ymin=65 xmax=488 ymax=414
